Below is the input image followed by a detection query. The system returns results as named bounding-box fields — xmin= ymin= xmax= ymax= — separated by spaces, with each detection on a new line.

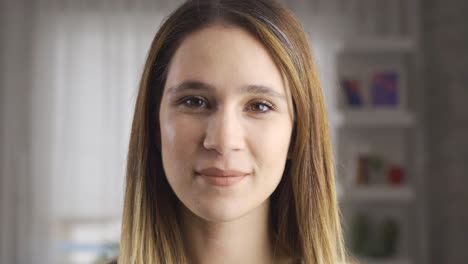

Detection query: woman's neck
xmin=179 ymin=200 xmax=278 ymax=264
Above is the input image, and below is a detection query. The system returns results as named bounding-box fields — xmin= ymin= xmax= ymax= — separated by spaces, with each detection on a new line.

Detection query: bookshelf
xmin=331 ymin=1 xmax=422 ymax=261
xmin=334 ymin=39 xmax=420 ymax=262
xmin=334 ymin=40 xmax=417 ymax=260
xmin=285 ymin=0 xmax=425 ymax=262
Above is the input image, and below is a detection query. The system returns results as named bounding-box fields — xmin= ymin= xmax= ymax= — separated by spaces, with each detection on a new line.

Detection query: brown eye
xmin=247 ymin=101 xmax=274 ymax=113
xmin=181 ymin=96 xmax=208 ymax=108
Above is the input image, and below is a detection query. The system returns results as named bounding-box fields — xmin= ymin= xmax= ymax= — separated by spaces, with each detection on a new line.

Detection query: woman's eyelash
xmin=176 ymin=96 xmax=276 ymax=113
xmin=246 ymin=100 xmax=276 ymax=113
xmin=178 ymin=96 xmax=209 ymax=109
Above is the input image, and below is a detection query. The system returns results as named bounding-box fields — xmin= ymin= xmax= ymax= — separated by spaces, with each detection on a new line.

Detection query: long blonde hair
xmin=119 ymin=0 xmax=350 ymax=263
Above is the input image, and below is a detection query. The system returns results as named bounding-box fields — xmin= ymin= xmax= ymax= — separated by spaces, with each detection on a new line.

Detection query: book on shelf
xmin=340 ymin=70 xmax=401 ymax=109
xmin=341 ymin=78 xmax=364 ymax=107
xmin=370 ymin=71 xmax=399 ymax=107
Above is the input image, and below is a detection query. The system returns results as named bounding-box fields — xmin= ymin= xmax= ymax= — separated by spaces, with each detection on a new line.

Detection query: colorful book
xmin=370 ymin=71 xmax=399 ymax=106
xmin=341 ymin=79 xmax=363 ymax=107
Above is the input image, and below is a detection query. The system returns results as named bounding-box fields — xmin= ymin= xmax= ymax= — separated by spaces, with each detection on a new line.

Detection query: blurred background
xmin=1 ymin=0 xmax=467 ymax=263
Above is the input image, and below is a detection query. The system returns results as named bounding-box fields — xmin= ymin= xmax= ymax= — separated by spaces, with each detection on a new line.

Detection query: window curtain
xmin=2 ymin=0 xmax=181 ymax=263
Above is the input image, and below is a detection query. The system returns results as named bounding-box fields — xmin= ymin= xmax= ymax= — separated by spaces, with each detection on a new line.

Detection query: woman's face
xmin=159 ymin=24 xmax=294 ymax=222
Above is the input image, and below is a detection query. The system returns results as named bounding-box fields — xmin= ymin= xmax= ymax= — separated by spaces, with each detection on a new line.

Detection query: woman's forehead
xmin=165 ymin=24 xmax=285 ymax=93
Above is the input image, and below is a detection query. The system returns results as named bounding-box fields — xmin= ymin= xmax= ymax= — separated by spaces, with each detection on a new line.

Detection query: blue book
xmin=370 ymin=71 xmax=399 ymax=106
xmin=342 ymin=79 xmax=363 ymax=107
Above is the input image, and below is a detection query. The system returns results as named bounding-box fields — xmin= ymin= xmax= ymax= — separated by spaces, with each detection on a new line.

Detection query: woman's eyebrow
xmin=244 ymin=84 xmax=286 ymax=101
xmin=167 ymin=81 xmax=286 ymax=101
xmin=167 ymin=81 xmax=215 ymax=95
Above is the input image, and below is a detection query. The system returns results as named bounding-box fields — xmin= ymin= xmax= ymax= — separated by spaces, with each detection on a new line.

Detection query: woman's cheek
xmin=171 ymin=116 xmax=207 ymax=162
xmin=256 ymin=118 xmax=291 ymax=155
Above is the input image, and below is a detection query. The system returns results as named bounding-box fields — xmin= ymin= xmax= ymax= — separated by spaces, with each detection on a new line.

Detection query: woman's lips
xmin=195 ymin=167 xmax=249 ymax=187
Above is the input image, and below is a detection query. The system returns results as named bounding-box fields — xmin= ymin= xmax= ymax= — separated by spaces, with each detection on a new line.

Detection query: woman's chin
xmin=180 ymin=196 xmax=270 ymax=224
xmin=190 ymin=202 xmax=253 ymax=223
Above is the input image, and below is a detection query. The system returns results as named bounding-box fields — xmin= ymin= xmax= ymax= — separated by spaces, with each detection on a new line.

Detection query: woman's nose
xmin=202 ymin=108 xmax=245 ymax=155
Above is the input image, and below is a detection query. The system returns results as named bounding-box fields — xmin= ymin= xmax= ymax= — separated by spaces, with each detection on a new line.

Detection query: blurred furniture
xmin=326 ymin=0 xmax=425 ymax=264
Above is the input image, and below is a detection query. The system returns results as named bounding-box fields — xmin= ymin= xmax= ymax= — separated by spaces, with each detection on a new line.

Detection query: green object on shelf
xmin=350 ymin=213 xmax=371 ymax=255
xmin=368 ymin=156 xmax=385 ymax=184
xmin=366 ymin=217 xmax=400 ymax=258
xmin=380 ymin=218 xmax=400 ymax=256
xmin=369 ymin=156 xmax=384 ymax=171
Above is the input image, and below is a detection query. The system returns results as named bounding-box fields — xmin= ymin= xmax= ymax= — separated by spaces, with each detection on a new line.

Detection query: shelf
xmin=340 ymin=185 xmax=414 ymax=203
xmin=330 ymin=109 xmax=415 ymax=127
xmin=340 ymin=36 xmax=416 ymax=53
xmin=358 ymin=257 xmax=412 ymax=264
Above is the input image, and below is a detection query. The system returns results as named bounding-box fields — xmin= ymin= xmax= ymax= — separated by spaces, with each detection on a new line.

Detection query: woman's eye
xmin=180 ymin=97 xmax=208 ymax=109
xmin=247 ymin=101 xmax=274 ymax=113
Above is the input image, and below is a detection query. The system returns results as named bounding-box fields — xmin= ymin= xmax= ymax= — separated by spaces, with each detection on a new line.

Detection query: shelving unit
xmin=332 ymin=2 xmax=421 ymax=261
xmin=287 ymin=0 xmax=425 ymax=263
xmin=335 ymin=41 xmax=417 ymax=261
xmin=334 ymin=42 xmax=420 ymax=263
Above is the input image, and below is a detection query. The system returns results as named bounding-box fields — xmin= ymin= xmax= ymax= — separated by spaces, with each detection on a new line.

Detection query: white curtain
xmin=2 ymin=0 xmax=181 ymax=263
xmin=34 ymin=1 xmax=187 ymax=262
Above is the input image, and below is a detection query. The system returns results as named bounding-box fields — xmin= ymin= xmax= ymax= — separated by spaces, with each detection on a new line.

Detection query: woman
xmin=116 ymin=0 xmax=350 ymax=263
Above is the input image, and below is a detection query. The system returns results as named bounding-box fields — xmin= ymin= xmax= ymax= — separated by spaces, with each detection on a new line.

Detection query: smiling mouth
xmin=194 ymin=168 xmax=249 ymax=187
xmin=196 ymin=173 xmax=247 ymax=187
xmin=196 ymin=167 xmax=249 ymax=177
